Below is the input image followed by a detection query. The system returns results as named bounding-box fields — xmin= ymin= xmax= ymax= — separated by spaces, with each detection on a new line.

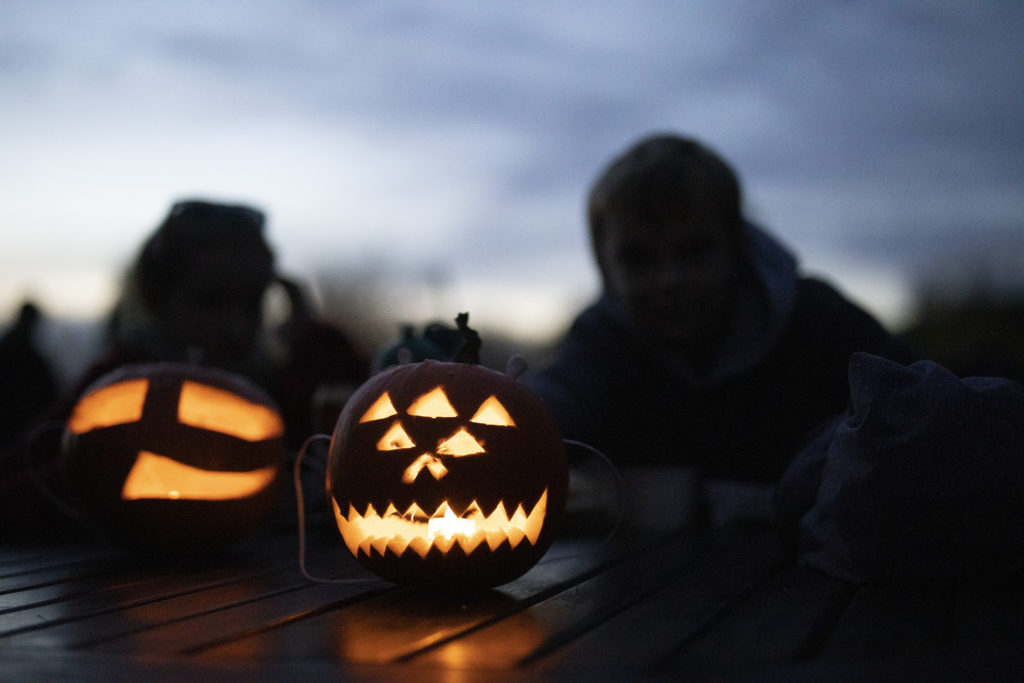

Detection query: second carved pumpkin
xmin=62 ymin=363 xmax=286 ymax=556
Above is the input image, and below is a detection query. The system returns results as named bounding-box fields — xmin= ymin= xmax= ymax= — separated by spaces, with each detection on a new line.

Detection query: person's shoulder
xmin=568 ymin=296 xmax=627 ymax=333
xmin=532 ymin=297 xmax=638 ymax=382
xmin=791 ymin=276 xmax=918 ymax=363
xmin=796 ymin=275 xmax=850 ymax=299
xmin=557 ymin=297 xmax=647 ymax=360
xmin=794 ymin=276 xmax=876 ymax=318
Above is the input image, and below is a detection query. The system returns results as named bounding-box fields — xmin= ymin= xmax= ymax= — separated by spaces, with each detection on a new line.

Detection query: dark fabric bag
xmin=778 ymin=352 xmax=1024 ymax=582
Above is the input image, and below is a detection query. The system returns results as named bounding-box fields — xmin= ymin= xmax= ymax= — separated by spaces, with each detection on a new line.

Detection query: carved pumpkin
xmin=62 ymin=363 xmax=285 ymax=556
xmin=327 ymin=342 xmax=568 ymax=588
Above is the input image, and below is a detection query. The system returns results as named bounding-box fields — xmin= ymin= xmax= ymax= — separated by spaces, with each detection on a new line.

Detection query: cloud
xmin=1 ymin=1 xmax=1021 ymax=333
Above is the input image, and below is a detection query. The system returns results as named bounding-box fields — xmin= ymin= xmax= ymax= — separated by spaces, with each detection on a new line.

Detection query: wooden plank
xmin=1 ymin=570 xmax=290 ymax=644
xmin=398 ymin=532 xmax=718 ymax=671
xmin=2 ymin=513 xmax=1019 ymax=679
xmin=0 ymin=541 xmax=103 ymax=617
xmin=0 ymin=553 xmax=371 ymax=649
xmin=655 ymin=564 xmax=853 ymax=677
xmin=527 ymin=532 xmax=785 ymax=676
xmin=0 ymin=544 xmax=121 ymax=575
xmin=90 ymin=579 xmax=394 ymax=655
xmin=1 ymin=571 xmax=165 ymax=619
xmin=818 ymin=581 xmax=956 ymax=658
xmin=0 ymin=540 xmax=292 ymax=638
xmin=197 ymin=582 xmax=544 ymax=665
xmin=0 ymin=530 xmax=360 ymax=642
xmin=192 ymin=533 xmax=675 ymax=665
xmin=0 ymin=556 xmax=123 ymax=596
xmin=0 ymin=538 xmax=289 ymax=620
xmin=0 ymin=647 xmax=403 ymax=682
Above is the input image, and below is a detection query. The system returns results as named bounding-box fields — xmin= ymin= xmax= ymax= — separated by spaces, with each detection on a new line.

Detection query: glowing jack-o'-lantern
xmin=62 ymin=363 xmax=286 ymax=556
xmin=327 ymin=329 xmax=569 ymax=588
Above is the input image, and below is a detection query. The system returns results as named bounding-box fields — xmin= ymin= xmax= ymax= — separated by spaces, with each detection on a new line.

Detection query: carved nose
xmin=402 ymin=453 xmax=449 ymax=483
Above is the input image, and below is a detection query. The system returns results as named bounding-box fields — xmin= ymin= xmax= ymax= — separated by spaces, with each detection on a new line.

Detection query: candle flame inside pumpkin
xmin=333 ymin=489 xmax=548 ymax=559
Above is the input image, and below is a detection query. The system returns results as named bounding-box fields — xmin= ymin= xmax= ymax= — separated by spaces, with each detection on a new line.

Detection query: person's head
xmin=588 ymin=134 xmax=747 ymax=357
xmin=131 ymin=199 xmax=275 ymax=366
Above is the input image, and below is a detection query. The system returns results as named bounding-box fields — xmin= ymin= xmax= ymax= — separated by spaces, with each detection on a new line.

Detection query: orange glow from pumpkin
xmin=359 ymin=389 xmax=516 ymax=431
xmin=407 ymin=386 xmax=458 ymax=418
xmin=332 ymin=490 xmax=548 ymax=559
xmin=401 ymin=454 xmax=449 ymax=483
xmin=377 ymin=421 xmax=415 ymax=451
xmin=429 ymin=505 xmax=476 ymax=538
xmin=469 ymin=396 xmax=516 ymax=426
xmin=121 ymin=450 xmax=278 ymax=501
xmin=177 ymin=381 xmax=285 ymax=441
xmin=359 ymin=392 xmax=398 ymax=422
xmin=67 ymin=379 xmax=149 ymax=434
xmin=436 ymin=427 xmax=486 ymax=456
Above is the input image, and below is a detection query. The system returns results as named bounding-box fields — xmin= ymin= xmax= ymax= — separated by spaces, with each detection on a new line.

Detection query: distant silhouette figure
xmin=528 ymin=134 xmax=917 ymax=491
xmin=0 ymin=200 xmax=368 ymax=542
xmin=73 ymin=199 xmax=368 ymax=445
xmin=103 ymin=200 xmax=278 ymax=377
xmin=0 ymin=301 xmax=59 ymax=449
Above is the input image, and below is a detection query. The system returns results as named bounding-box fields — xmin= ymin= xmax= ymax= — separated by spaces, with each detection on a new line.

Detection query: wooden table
xmin=2 ymin=497 xmax=1023 ymax=681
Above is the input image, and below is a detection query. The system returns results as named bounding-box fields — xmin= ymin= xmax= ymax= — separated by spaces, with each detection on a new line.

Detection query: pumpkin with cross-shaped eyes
xmin=327 ymin=349 xmax=569 ymax=588
xmin=62 ymin=363 xmax=286 ymax=556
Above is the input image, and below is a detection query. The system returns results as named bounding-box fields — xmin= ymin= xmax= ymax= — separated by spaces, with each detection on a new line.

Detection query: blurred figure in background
xmin=0 ymin=301 xmax=59 ymax=449
xmin=75 ymin=199 xmax=368 ymax=444
xmin=106 ymin=200 xmax=276 ymax=376
xmin=0 ymin=200 xmax=367 ymax=541
xmin=527 ymin=134 xmax=916 ymax=529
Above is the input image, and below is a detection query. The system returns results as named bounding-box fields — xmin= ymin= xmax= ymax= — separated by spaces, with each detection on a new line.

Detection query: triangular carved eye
xmin=408 ymin=386 xmax=457 ymax=418
xmin=470 ymin=396 xmax=515 ymax=427
xmin=377 ymin=421 xmax=415 ymax=451
xmin=436 ymin=428 xmax=486 ymax=456
xmin=360 ymin=393 xmax=398 ymax=422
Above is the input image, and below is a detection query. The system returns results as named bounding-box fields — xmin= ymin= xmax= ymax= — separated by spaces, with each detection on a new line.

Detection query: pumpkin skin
xmin=62 ymin=363 xmax=286 ymax=556
xmin=327 ymin=359 xmax=568 ymax=588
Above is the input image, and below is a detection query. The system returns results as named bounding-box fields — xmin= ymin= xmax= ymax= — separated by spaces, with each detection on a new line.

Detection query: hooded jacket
xmin=527 ymin=224 xmax=916 ymax=482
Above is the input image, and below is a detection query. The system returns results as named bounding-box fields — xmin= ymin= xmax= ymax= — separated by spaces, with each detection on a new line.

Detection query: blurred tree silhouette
xmin=901 ymin=258 xmax=1024 ymax=383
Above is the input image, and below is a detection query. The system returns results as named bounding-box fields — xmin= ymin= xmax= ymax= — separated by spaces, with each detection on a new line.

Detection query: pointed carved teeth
xmin=333 ymin=490 xmax=549 ymax=559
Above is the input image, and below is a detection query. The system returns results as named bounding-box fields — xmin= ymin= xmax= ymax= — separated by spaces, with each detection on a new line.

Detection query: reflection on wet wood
xmin=1 ymin=522 xmax=1022 ymax=679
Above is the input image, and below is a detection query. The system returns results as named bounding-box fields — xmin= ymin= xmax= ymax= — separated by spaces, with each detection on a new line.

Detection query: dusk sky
xmin=2 ymin=2 xmax=1022 ymax=352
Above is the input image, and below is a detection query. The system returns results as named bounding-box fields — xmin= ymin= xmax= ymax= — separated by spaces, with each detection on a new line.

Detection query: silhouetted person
xmin=0 ymin=301 xmax=58 ymax=449
xmin=527 ymin=134 xmax=917 ymax=494
xmin=102 ymin=200 xmax=279 ymax=379
xmin=0 ymin=200 xmax=367 ymax=541
xmin=75 ymin=199 xmax=368 ymax=445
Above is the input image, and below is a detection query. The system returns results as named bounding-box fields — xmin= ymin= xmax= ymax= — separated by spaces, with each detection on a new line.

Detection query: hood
xmin=659 ymin=222 xmax=798 ymax=385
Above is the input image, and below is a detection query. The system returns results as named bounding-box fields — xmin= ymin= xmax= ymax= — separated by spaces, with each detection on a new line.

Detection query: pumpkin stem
xmin=453 ymin=312 xmax=481 ymax=364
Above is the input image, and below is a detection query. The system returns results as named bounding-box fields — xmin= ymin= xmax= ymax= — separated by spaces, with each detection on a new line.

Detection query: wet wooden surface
xmin=2 ymin=506 xmax=1023 ymax=681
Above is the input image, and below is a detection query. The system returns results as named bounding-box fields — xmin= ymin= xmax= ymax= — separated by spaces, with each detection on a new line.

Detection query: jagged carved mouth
xmin=121 ymin=450 xmax=278 ymax=501
xmin=332 ymin=489 xmax=548 ymax=559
